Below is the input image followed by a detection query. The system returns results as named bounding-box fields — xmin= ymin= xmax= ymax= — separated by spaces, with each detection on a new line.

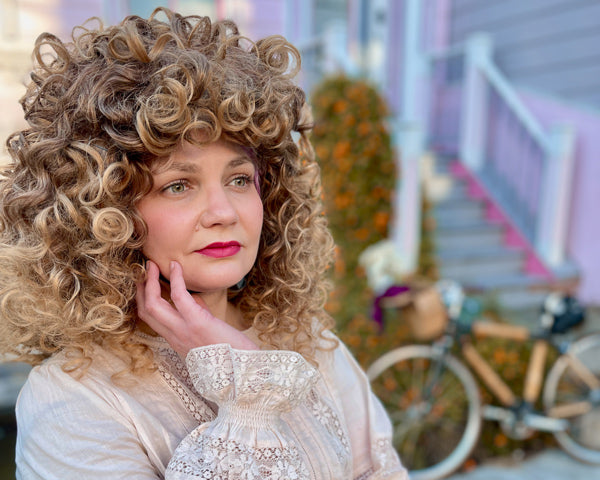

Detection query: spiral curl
xmin=0 ymin=8 xmax=335 ymax=372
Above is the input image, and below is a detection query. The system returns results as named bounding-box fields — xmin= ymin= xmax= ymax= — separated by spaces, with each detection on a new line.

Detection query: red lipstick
xmin=196 ymin=241 xmax=241 ymax=258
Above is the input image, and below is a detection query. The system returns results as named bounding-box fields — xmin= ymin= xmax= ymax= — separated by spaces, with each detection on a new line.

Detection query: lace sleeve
xmin=166 ymin=344 xmax=318 ymax=480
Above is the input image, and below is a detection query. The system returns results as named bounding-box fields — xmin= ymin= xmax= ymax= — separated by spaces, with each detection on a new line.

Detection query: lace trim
xmin=166 ymin=429 xmax=310 ymax=480
xmin=154 ymin=345 xmax=216 ymax=424
xmin=355 ymin=469 xmax=375 ymax=480
xmin=353 ymin=438 xmax=406 ymax=480
xmin=186 ymin=344 xmax=318 ymax=411
xmin=306 ymin=389 xmax=351 ymax=456
xmin=373 ymin=437 xmax=403 ymax=474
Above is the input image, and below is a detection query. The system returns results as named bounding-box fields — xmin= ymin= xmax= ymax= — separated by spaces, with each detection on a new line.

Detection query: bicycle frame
xmin=444 ymin=318 xmax=598 ymax=433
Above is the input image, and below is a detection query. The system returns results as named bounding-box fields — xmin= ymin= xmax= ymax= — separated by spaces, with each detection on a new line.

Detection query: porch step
xmin=437 ymin=246 xmax=524 ymax=280
xmin=435 ymin=222 xmax=504 ymax=249
xmin=434 ymin=200 xmax=483 ymax=220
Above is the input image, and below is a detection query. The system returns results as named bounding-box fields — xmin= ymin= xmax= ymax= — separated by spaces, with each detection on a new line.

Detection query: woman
xmin=0 ymin=8 xmax=407 ymax=479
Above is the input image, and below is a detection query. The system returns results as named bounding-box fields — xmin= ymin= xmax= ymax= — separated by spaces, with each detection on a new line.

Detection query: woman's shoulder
xmin=17 ymin=342 xmax=147 ymax=415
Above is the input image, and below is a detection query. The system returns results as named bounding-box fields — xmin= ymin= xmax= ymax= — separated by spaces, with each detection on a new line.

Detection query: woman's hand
xmin=136 ymin=260 xmax=258 ymax=357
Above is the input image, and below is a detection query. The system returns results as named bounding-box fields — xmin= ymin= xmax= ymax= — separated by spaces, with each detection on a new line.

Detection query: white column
xmin=283 ymin=0 xmax=313 ymax=44
xmin=460 ymin=33 xmax=492 ymax=171
xmin=393 ymin=122 xmax=425 ymax=274
xmin=392 ymin=0 xmax=425 ymax=274
xmin=536 ymin=125 xmax=575 ymax=267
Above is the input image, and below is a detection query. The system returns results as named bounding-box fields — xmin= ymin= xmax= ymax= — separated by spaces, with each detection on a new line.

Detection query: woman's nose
xmin=197 ymin=186 xmax=238 ymax=228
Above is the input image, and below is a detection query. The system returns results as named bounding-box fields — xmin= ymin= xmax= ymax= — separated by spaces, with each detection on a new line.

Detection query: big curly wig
xmin=0 ymin=8 xmax=335 ymax=373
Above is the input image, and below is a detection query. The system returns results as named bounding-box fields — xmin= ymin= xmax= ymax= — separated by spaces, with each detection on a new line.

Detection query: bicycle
xmin=366 ymin=280 xmax=600 ymax=480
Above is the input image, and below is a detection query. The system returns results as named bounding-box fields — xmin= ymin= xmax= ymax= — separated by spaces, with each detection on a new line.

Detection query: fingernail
xmin=170 ymin=261 xmax=176 ymax=271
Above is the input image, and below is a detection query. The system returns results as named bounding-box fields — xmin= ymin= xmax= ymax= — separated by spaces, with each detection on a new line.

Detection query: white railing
xmin=425 ymin=33 xmax=575 ymax=270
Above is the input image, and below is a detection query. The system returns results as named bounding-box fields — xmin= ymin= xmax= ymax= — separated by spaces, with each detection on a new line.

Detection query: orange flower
xmin=493 ymin=348 xmax=507 ymax=365
xmin=334 ymin=256 xmax=346 ymax=275
xmin=374 ymin=211 xmax=389 ymax=233
xmin=430 ymin=402 xmax=447 ymax=418
xmin=325 ymin=299 xmax=341 ymax=314
xmin=332 ymin=99 xmax=348 ymax=114
xmin=332 ymin=140 xmax=351 ymax=160
xmin=343 ymin=115 xmax=356 ymax=128
xmin=346 ymin=334 xmax=361 ymax=348
xmin=493 ymin=433 xmax=508 ymax=448
xmin=346 ymin=85 xmax=364 ymax=101
xmin=315 ymin=145 xmax=329 ymax=160
xmin=334 ymin=192 xmax=354 ymax=209
xmin=357 ymin=122 xmax=370 ymax=136
xmin=354 ymin=228 xmax=370 ymax=241
xmin=383 ymin=376 xmax=397 ymax=392
xmin=371 ymin=185 xmax=386 ymax=199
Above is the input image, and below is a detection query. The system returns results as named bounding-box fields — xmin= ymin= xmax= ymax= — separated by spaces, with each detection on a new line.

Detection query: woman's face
xmin=137 ymin=139 xmax=263 ymax=293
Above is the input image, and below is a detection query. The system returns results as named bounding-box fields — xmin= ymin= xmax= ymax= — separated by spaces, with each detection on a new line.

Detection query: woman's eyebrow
xmin=154 ymin=161 xmax=199 ymax=174
xmin=228 ymin=156 xmax=254 ymax=168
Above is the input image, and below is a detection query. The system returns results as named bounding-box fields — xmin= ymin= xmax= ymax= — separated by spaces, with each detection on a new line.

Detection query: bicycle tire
xmin=367 ymin=345 xmax=482 ymax=480
xmin=543 ymin=333 xmax=600 ymax=464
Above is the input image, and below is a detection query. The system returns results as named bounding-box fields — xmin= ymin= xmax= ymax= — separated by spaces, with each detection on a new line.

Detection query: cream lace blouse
xmin=15 ymin=330 xmax=408 ymax=480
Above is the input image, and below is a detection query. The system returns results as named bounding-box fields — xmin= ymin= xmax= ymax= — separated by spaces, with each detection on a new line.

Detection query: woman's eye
xmin=230 ymin=175 xmax=250 ymax=188
xmin=163 ymin=181 xmax=187 ymax=194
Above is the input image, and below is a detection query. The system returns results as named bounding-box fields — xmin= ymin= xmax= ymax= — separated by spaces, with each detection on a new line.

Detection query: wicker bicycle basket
xmin=381 ymin=285 xmax=448 ymax=340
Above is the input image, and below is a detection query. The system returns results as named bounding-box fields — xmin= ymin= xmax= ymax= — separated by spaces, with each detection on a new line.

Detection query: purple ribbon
xmin=371 ymin=284 xmax=410 ymax=330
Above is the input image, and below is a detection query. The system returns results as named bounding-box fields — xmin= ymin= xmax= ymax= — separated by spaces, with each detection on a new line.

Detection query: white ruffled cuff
xmin=166 ymin=345 xmax=319 ymax=480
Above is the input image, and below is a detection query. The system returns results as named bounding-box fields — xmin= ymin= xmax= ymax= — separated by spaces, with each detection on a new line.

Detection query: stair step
xmin=433 ymin=200 xmax=483 ymax=220
xmin=459 ymin=273 xmax=550 ymax=292
xmin=436 ymin=184 xmax=470 ymax=202
xmin=440 ymin=258 xmax=523 ymax=283
xmin=495 ymin=289 xmax=550 ymax=313
xmin=436 ymin=245 xmax=523 ymax=265
xmin=434 ymin=211 xmax=487 ymax=228
xmin=435 ymin=223 xmax=504 ymax=249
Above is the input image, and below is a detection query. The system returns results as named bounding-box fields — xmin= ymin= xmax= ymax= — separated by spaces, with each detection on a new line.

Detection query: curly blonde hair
xmin=0 ymin=8 xmax=335 ymax=373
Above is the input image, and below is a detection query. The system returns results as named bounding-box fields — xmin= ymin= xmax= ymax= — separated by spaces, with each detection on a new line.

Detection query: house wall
xmin=448 ymin=0 xmax=600 ymax=113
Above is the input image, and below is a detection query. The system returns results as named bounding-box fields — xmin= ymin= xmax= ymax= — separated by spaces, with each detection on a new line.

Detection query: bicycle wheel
xmin=367 ymin=345 xmax=482 ymax=480
xmin=543 ymin=333 xmax=600 ymax=464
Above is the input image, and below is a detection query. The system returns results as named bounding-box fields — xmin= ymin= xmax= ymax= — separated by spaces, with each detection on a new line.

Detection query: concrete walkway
xmin=447 ymin=449 xmax=600 ymax=480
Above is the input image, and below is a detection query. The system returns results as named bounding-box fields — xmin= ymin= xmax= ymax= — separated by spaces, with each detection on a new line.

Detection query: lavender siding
xmin=448 ymin=0 xmax=600 ymax=112
xmin=237 ymin=0 xmax=285 ymax=39
xmin=522 ymin=92 xmax=600 ymax=304
xmin=445 ymin=0 xmax=600 ymax=303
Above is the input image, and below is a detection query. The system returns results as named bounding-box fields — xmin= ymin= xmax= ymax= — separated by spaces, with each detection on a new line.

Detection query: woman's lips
xmin=196 ymin=242 xmax=241 ymax=258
